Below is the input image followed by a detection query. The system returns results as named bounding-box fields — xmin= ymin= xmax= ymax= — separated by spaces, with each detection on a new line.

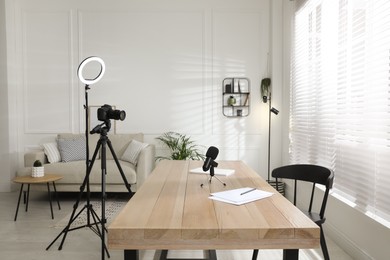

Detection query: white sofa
xmin=17 ymin=133 xmax=155 ymax=193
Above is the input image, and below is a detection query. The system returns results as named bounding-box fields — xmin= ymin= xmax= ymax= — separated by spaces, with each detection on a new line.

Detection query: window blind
xmin=290 ymin=0 xmax=390 ymax=226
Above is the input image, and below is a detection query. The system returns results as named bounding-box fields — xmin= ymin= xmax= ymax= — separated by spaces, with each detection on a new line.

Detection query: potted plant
xmin=156 ymin=132 xmax=205 ymax=161
xmin=32 ymin=160 xmax=44 ymax=177
xmin=261 ymin=78 xmax=271 ymax=103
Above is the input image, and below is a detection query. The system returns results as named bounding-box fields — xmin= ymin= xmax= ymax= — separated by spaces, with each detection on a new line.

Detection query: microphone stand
xmin=200 ymin=161 xmax=226 ymax=187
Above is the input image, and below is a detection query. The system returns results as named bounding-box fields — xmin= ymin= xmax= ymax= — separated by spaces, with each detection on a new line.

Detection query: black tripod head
xmin=90 ymin=119 xmax=111 ymax=136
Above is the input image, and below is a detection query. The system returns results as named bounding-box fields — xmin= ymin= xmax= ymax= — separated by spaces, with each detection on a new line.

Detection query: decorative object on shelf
xmin=261 ymin=77 xmax=284 ymax=195
xmin=155 ymin=132 xmax=206 ymax=161
xmin=227 ymin=96 xmax=236 ymax=106
xmin=225 ymin=84 xmax=232 ymax=93
xmin=222 ymin=77 xmax=250 ymax=117
xmin=32 ymin=160 xmax=44 ymax=177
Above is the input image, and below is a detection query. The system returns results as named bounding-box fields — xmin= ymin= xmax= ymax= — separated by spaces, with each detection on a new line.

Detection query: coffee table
xmin=108 ymin=160 xmax=320 ymax=260
xmin=13 ymin=174 xmax=63 ymax=221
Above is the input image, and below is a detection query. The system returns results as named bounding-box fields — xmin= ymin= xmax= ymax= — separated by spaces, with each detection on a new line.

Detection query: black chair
xmin=252 ymin=164 xmax=334 ymax=260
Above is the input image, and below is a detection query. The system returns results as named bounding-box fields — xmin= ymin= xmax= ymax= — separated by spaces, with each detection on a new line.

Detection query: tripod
xmin=46 ymin=122 xmax=132 ymax=260
xmin=200 ymin=164 xmax=226 ymax=187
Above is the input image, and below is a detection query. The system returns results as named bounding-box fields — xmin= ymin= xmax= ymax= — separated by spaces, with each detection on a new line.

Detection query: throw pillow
xmin=57 ymin=137 xmax=86 ymax=162
xmin=42 ymin=142 xmax=61 ymax=163
xmin=121 ymin=140 xmax=148 ymax=165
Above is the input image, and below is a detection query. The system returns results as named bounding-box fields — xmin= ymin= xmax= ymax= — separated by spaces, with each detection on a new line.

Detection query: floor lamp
xmin=261 ymin=78 xmax=285 ymax=195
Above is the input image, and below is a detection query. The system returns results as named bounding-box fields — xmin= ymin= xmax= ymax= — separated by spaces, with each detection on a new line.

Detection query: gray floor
xmin=0 ymin=191 xmax=353 ymax=260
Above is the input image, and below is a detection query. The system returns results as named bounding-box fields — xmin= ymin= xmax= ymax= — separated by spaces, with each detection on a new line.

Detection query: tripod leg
xmin=100 ymin=136 xmax=114 ymax=259
xmin=211 ymin=175 xmax=226 ymax=186
xmin=101 ymin=138 xmax=108 ymax=260
xmin=46 ymin=205 xmax=87 ymax=250
xmin=201 ymin=166 xmax=226 ymax=187
xmin=89 ymin=207 xmax=110 ymax=258
xmin=47 ymin=139 xmax=102 ymax=251
xmin=106 ymin=139 xmax=132 ymax=194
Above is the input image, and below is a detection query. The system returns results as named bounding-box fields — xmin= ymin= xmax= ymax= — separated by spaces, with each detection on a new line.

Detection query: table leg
xmin=208 ymin=250 xmax=217 ymax=260
xmin=14 ymin=184 xmax=24 ymax=221
xmin=52 ymin=181 xmax=61 ymax=210
xmin=25 ymin=184 xmax=30 ymax=212
xmin=124 ymin=250 xmax=139 ymax=260
xmin=47 ymin=182 xmax=54 ymax=219
xmin=283 ymin=249 xmax=299 ymax=260
xmin=160 ymin=250 xmax=217 ymax=260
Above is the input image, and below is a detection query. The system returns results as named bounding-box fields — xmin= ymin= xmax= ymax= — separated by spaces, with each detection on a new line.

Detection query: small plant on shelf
xmin=156 ymin=132 xmax=205 ymax=161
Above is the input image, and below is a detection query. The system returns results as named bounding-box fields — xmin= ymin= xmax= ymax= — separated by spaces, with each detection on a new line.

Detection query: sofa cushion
xmin=121 ymin=140 xmax=149 ymax=165
xmin=58 ymin=133 xmax=100 ymax=159
xmin=42 ymin=142 xmax=61 ymax=163
xmin=40 ymin=160 xmax=137 ymax=185
xmin=105 ymin=133 xmax=143 ymax=160
xmin=57 ymin=137 xmax=86 ymax=162
xmin=89 ymin=160 xmax=137 ymax=185
xmin=88 ymin=134 xmax=101 ymax=159
xmin=43 ymin=161 xmax=87 ymax=184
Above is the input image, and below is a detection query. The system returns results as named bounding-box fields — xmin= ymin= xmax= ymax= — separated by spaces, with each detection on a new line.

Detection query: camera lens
xmin=119 ymin=110 xmax=126 ymax=120
xmin=109 ymin=110 xmax=126 ymax=121
xmin=97 ymin=104 xmax=126 ymax=121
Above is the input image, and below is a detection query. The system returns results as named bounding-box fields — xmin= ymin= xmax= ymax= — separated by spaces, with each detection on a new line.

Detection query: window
xmin=290 ymin=0 xmax=390 ymax=226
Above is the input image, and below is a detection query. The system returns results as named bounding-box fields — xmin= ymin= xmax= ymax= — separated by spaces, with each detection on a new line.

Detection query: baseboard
xmin=326 ymin=223 xmax=373 ymax=260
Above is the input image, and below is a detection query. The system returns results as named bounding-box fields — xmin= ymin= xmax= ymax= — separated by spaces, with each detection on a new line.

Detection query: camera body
xmin=97 ymin=104 xmax=126 ymax=121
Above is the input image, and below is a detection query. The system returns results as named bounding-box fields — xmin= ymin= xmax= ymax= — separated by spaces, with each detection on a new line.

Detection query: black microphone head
xmin=206 ymin=146 xmax=219 ymax=160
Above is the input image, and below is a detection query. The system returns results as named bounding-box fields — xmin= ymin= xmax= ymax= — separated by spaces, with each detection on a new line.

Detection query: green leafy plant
xmin=261 ymin=78 xmax=271 ymax=103
xmin=33 ymin=160 xmax=42 ymax=167
xmin=156 ymin=132 xmax=205 ymax=161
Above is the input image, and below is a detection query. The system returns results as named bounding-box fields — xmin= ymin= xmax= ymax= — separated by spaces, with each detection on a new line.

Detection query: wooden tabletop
xmin=108 ymin=160 xmax=320 ymax=250
xmin=13 ymin=174 xmax=63 ymax=184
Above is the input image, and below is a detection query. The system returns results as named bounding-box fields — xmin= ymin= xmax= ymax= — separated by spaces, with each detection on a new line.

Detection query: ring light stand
xmin=47 ymin=57 xmax=113 ymax=259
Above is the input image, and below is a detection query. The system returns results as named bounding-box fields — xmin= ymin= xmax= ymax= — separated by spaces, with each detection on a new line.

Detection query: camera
xmin=97 ymin=104 xmax=126 ymax=121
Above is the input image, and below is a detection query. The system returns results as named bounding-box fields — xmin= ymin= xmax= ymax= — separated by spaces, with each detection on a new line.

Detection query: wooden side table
xmin=13 ymin=174 xmax=63 ymax=221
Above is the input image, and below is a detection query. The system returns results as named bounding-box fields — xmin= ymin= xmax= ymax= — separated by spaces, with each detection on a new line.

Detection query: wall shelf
xmin=222 ymin=77 xmax=250 ymax=117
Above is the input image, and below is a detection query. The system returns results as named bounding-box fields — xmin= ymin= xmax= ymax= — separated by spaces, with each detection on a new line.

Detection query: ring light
xmin=77 ymin=56 xmax=106 ymax=85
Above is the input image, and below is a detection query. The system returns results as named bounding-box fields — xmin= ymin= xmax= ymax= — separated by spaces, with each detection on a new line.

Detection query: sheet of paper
xmin=189 ymin=167 xmax=235 ymax=176
xmin=209 ymin=187 xmax=273 ymax=205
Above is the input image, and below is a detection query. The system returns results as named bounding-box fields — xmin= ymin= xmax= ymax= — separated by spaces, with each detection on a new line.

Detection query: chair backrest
xmin=272 ymin=164 xmax=334 ymax=219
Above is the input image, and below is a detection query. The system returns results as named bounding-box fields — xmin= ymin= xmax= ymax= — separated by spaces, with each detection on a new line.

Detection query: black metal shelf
xmin=222 ymin=77 xmax=250 ymax=117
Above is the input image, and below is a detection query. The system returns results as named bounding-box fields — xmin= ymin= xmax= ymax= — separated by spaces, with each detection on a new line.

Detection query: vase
xmin=32 ymin=166 xmax=44 ymax=178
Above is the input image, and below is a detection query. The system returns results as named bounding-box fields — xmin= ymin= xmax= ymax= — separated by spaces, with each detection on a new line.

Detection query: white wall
xmin=3 ymin=0 xmax=283 ymax=191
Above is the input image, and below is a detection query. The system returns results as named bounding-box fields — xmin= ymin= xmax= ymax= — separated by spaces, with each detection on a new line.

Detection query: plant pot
xmin=228 ymin=96 xmax=236 ymax=106
xmin=32 ymin=166 xmax=44 ymax=178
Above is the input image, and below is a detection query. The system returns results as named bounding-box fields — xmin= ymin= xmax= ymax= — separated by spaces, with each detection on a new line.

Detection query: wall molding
xmin=21 ymin=9 xmax=74 ymax=134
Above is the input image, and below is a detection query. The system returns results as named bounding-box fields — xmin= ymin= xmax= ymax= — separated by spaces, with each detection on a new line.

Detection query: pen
xmin=240 ymin=188 xmax=256 ymax=195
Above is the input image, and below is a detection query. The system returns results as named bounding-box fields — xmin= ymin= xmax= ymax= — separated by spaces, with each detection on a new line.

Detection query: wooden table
xmin=108 ymin=160 xmax=320 ymax=260
xmin=13 ymin=174 xmax=62 ymax=221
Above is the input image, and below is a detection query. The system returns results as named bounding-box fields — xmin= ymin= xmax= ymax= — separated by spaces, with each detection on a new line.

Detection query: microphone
xmin=203 ymin=146 xmax=219 ymax=172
